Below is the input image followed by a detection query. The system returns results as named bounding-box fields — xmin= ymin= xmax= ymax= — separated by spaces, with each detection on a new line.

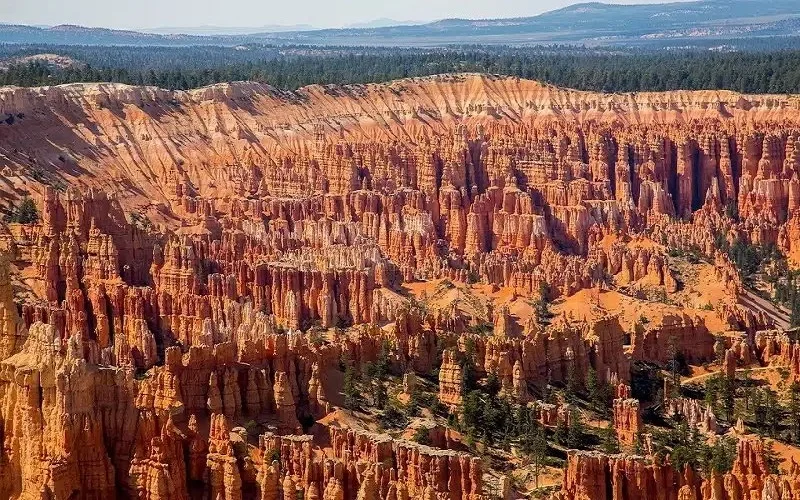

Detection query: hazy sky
xmin=2 ymin=0 xmax=687 ymax=30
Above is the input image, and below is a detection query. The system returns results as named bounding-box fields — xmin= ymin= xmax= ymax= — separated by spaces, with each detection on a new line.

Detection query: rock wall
xmin=612 ymin=399 xmax=642 ymax=449
xmin=551 ymin=438 xmax=800 ymax=500
xmin=630 ymin=313 xmax=715 ymax=365
xmin=552 ymin=450 xmax=688 ymax=500
xmin=328 ymin=427 xmax=483 ymax=500
xmin=755 ymin=330 xmax=800 ymax=380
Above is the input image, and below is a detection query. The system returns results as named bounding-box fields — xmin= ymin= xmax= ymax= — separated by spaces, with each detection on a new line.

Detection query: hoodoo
xmin=1 ymin=73 xmax=800 ymax=499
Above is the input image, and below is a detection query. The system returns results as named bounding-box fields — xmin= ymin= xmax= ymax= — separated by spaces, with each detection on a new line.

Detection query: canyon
xmin=0 ymin=73 xmax=799 ymax=499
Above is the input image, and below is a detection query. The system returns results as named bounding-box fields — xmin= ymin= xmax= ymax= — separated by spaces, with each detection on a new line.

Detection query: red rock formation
xmin=2 ymin=75 xmax=799 ymax=500
xmin=0 ymin=252 xmax=24 ymax=359
xmin=250 ymin=427 xmax=484 ymax=500
xmin=665 ymin=397 xmax=718 ymax=435
xmin=439 ymin=349 xmax=464 ymax=408
xmin=755 ymin=330 xmax=800 ymax=380
xmin=612 ymin=399 xmax=642 ymax=449
xmin=535 ymin=401 xmax=573 ymax=427
xmin=551 ymin=438 xmax=800 ymax=500
xmin=552 ymin=450 xmax=691 ymax=500
xmin=630 ymin=313 xmax=715 ymax=365
xmin=328 ymin=427 xmax=482 ymax=500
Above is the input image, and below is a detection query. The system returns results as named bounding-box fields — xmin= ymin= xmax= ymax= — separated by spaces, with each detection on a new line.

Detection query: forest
xmin=3 ymin=45 xmax=800 ymax=94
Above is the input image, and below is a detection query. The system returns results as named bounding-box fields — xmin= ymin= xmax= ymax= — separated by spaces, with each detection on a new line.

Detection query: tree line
xmin=4 ymin=47 xmax=800 ymax=93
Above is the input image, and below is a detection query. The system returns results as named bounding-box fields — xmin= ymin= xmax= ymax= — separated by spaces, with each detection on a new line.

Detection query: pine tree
xmin=587 ymin=367 xmax=612 ymax=415
xmin=9 ymin=197 xmax=38 ymax=224
xmin=565 ymin=358 xmax=579 ymax=402
xmin=460 ymin=339 xmax=477 ymax=392
xmin=484 ymin=373 xmax=501 ymax=398
xmin=342 ymin=356 xmax=360 ymax=410
xmin=763 ymin=389 xmax=782 ymax=438
xmin=790 ymin=382 xmax=800 ymax=443
xmin=601 ymin=420 xmax=620 ymax=454
xmin=566 ymin=408 xmax=586 ymax=449
xmin=554 ymin=416 xmax=568 ymax=446
xmin=586 ymin=367 xmax=599 ymax=403
xmin=528 ymin=426 xmax=548 ymax=489
xmin=763 ymin=439 xmax=783 ymax=474
xmin=722 ymin=377 xmax=736 ymax=423
xmin=372 ymin=382 xmax=388 ymax=410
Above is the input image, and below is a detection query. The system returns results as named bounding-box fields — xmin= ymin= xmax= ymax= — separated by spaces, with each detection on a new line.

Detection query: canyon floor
xmin=1 ymin=73 xmax=800 ymax=499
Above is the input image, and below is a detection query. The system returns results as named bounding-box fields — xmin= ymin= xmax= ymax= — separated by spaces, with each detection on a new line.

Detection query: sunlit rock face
xmin=0 ymin=73 xmax=799 ymax=499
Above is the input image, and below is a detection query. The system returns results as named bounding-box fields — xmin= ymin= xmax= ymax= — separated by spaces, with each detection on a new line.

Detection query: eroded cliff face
xmin=552 ymin=438 xmax=800 ymax=500
xmin=0 ymin=74 xmax=798 ymax=499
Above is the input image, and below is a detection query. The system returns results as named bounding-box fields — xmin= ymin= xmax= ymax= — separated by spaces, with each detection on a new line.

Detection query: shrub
xmin=6 ymin=197 xmax=38 ymax=224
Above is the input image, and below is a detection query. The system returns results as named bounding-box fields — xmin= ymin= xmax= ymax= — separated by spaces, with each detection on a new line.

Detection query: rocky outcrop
xmin=3 ymin=75 xmax=800 ymax=500
xmin=439 ymin=349 xmax=464 ymax=408
xmin=612 ymin=399 xmax=642 ymax=449
xmin=535 ymin=401 xmax=573 ymax=427
xmin=551 ymin=438 xmax=800 ymax=500
xmin=665 ymin=397 xmax=718 ymax=435
xmin=253 ymin=427 xmax=484 ymax=500
xmin=630 ymin=313 xmax=715 ymax=365
xmin=0 ymin=252 xmax=24 ymax=359
xmin=328 ymin=427 xmax=483 ymax=500
xmin=552 ymin=450 xmax=690 ymax=500
xmin=755 ymin=330 xmax=800 ymax=380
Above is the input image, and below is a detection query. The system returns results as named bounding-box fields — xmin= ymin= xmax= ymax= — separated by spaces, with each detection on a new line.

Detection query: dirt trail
xmin=680 ymin=366 xmax=774 ymax=386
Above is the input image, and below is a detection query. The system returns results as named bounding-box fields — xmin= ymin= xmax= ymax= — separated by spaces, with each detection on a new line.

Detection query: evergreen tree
xmin=372 ymin=382 xmax=388 ymax=410
xmin=565 ymin=358 xmax=579 ymax=402
xmin=460 ymin=391 xmax=482 ymax=433
xmin=763 ymin=389 xmax=782 ymax=438
xmin=764 ymin=440 xmax=783 ymax=474
xmin=586 ymin=366 xmax=599 ymax=403
xmin=6 ymin=47 xmax=800 ymax=94
xmin=722 ymin=377 xmax=736 ymax=423
xmin=484 ymin=373 xmax=501 ymax=398
xmin=741 ymin=369 xmax=753 ymax=412
xmin=587 ymin=367 xmax=612 ymax=416
xmin=460 ymin=339 xmax=478 ymax=392
xmin=600 ymin=420 xmax=620 ymax=454
xmin=342 ymin=356 xmax=360 ymax=410
xmin=524 ymin=426 xmax=548 ymax=489
xmin=670 ymin=423 xmax=701 ymax=472
xmin=7 ymin=197 xmax=38 ymax=224
xmin=554 ymin=415 xmax=568 ymax=446
xmin=566 ymin=408 xmax=586 ymax=449
xmin=706 ymin=437 xmax=737 ymax=474
xmin=412 ymin=426 xmax=432 ymax=445
xmin=790 ymin=382 xmax=800 ymax=443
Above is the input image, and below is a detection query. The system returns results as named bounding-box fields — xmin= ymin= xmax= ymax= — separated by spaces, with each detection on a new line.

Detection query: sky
xmin=1 ymin=0 xmax=689 ymax=30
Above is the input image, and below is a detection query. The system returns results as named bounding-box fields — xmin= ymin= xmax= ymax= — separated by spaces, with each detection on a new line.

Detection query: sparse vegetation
xmin=467 ymin=321 xmax=494 ymax=336
xmin=534 ymin=282 xmax=553 ymax=325
xmin=412 ymin=426 xmax=432 ymax=445
xmin=5 ymin=197 xmax=39 ymax=224
xmin=379 ymin=404 xmax=409 ymax=430
xmin=652 ymin=423 xmax=737 ymax=475
xmin=342 ymin=354 xmax=361 ymax=410
xmin=129 ymin=210 xmax=153 ymax=231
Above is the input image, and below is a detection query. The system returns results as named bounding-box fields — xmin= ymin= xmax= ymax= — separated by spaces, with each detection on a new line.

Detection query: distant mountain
xmin=141 ymin=25 xmax=317 ymax=36
xmin=343 ymin=19 xmax=424 ymax=29
xmin=0 ymin=24 xmax=217 ymax=46
xmin=1 ymin=0 xmax=798 ymax=47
